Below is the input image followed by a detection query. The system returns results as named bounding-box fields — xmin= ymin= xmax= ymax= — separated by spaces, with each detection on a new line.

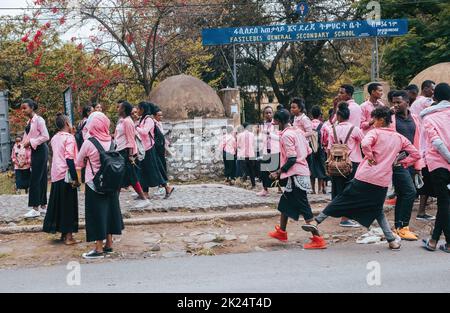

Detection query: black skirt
xmin=118 ymin=149 xmax=139 ymax=188
xmin=417 ymin=166 xmax=436 ymax=197
xmin=278 ymin=182 xmax=314 ymax=221
xmin=15 ymin=169 xmax=31 ymax=189
xmin=28 ymin=143 xmax=48 ymax=207
xmin=307 ymin=150 xmax=327 ymax=179
xmin=259 ymin=153 xmax=280 ymax=188
xmin=85 ymin=186 xmax=124 ymax=242
xmin=43 ymin=180 xmax=79 ymax=234
xmin=323 ymin=179 xmax=388 ymax=228
xmin=140 ymin=147 xmax=168 ymax=188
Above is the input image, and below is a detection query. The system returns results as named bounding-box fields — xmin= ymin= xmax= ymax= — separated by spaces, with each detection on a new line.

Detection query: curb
xmin=0 ymin=209 xmax=321 ymax=235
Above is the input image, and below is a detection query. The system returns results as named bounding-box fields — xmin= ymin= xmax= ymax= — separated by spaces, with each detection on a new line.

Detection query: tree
xmin=33 ymin=0 xmax=225 ymax=95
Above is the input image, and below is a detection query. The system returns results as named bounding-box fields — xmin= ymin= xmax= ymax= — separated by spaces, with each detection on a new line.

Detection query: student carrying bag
xmin=87 ymin=137 xmax=126 ymax=194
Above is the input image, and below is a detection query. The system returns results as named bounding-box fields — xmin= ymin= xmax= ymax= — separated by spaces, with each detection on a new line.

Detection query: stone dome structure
xmin=148 ymin=74 xmax=225 ymax=120
xmin=410 ymin=62 xmax=450 ymax=89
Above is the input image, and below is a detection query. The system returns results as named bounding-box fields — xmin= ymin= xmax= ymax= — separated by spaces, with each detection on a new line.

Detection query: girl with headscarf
xmin=76 ymin=112 xmax=124 ymax=259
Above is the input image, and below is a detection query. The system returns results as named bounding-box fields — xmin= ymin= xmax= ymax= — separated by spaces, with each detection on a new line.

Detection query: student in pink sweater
xmin=420 ymin=83 xmax=450 ymax=253
xmin=11 ymin=135 xmax=31 ymax=193
xmin=360 ymin=82 xmax=385 ymax=134
xmin=43 ymin=114 xmax=80 ymax=245
xmin=303 ymin=106 xmax=420 ymax=251
xmin=267 ymin=109 xmax=325 ymax=249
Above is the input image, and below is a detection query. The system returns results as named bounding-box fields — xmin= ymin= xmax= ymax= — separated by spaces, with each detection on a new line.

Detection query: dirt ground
xmin=0 ymin=204 xmax=437 ymax=270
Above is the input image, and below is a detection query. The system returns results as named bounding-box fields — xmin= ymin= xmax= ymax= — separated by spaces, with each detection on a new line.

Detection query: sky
xmin=0 ymin=0 xmax=91 ymax=41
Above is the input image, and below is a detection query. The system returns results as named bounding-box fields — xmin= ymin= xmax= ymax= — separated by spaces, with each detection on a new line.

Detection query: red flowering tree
xmin=31 ymin=0 xmax=218 ymax=96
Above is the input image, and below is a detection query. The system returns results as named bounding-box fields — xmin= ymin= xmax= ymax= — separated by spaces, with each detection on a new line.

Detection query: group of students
xmin=15 ymin=99 xmax=174 ymax=259
xmin=221 ymin=81 xmax=450 ymax=252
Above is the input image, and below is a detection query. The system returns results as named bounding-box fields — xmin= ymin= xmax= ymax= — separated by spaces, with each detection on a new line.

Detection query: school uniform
xmin=332 ymin=99 xmax=362 ymax=128
xmin=421 ymin=102 xmax=450 ymax=244
xmin=327 ymin=122 xmax=364 ymax=199
xmin=237 ymin=130 xmax=257 ymax=187
xmin=293 ymin=114 xmax=313 ymax=139
xmin=77 ymin=137 xmax=124 ymax=242
xmin=155 ymin=120 xmax=168 ymax=172
xmin=318 ymin=127 xmax=420 ymax=241
xmin=410 ymin=95 xmax=434 ymax=117
xmin=220 ymin=133 xmax=237 ymax=180
xmin=307 ymin=119 xmax=327 ymax=180
xmin=76 ymin=113 xmax=124 ymax=242
xmin=43 ymin=132 xmax=79 ymax=235
xmin=360 ymin=99 xmax=385 ymax=134
xmin=259 ymin=121 xmax=280 ymax=188
xmin=277 ymin=127 xmax=314 ymax=221
xmin=115 ymin=116 xmax=139 ymax=188
xmin=136 ymin=116 xmax=167 ymax=191
xmin=23 ymin=114 xmax=50 ymax=207
xmin=11 ymin=143 xmax=31 ymax=190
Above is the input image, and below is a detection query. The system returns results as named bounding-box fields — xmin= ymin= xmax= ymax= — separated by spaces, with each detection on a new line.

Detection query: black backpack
xmin=87 ymin=137 xmax=126 ymax=194
xmin=75 ymin=121 xmax=87 ymax=151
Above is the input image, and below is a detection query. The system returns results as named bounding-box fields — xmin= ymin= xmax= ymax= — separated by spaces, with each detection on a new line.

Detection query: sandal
xmin=164 ymin=187 xmax=175 ymax=199
xmin=422 ymin=239 xmax=437 ymax=252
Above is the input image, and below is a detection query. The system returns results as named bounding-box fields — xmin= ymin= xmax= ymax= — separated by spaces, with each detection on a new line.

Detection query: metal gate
xmin=0 ymin=91 xmax=11 ymax=171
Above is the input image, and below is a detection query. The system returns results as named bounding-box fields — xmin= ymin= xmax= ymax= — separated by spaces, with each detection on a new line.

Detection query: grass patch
xmin=0 ymin=172 xmax=15 ymax=195
xmin=0 ymin=253 xmax=10 ymax=259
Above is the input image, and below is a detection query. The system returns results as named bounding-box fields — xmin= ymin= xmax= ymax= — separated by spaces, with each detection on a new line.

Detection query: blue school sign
xmin=202 ymin=19 xmax=408 ymax=46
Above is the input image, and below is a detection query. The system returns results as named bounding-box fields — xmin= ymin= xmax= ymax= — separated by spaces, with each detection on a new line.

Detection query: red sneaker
xmin=304 ymin=236 xmax=327 ymax=249
xmin=385 ymin=198 xmax=397 ymax=206
xmin=268 ymin=225 xmax=288 ymax=242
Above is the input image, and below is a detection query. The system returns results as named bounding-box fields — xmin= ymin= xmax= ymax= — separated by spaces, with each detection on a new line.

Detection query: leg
xmin=279 ymin=214 xmax=289 ymax=232
xmin=393 ymin=167 xmax=417 ymax=229
xmin=430 ymin=169 xmax=450 ymax=245
xmin=376 ymin=212 xmax=396 ymax=243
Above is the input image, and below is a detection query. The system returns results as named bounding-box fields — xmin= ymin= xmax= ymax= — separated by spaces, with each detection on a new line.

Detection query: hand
xmin=269 ymin=171 xmax=280 ymax=181
xmin=129 ymin=155 xmax=136 ymax=164
xmin=71 ymin=180 xmax=81 ymax=189
xmin=23 ymin=140 xmax=31 ymax=148
xmin=368 ymin=159 xmax=377 ymax=166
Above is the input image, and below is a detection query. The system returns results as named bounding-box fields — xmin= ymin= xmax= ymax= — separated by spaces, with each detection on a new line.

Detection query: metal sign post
xmin=63 ymin=87 xmax=74 ymax=126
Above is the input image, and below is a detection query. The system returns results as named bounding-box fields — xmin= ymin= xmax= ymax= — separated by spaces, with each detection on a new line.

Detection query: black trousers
xmin=393 ymin=166 xmax=417 ymax=228
xmin=331 ymin=162 xmax=359 ymax=199
xmin=223 ymin=151 xmax=236 ymax=180
xmin=240 ymin=158 xmax=256 ymax=187
xmin=28 ymin=144 xmax=48 ymax=207
xmin=430 ymin=168 xmax=450 ymax=244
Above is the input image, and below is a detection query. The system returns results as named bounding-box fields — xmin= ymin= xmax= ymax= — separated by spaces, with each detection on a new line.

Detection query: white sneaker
xmin=135 ymin=199 xmax=150 ymax=209
xmin=24 ymin=209 xmax=40 ymax=219
xmin=153 ymin=188 xmax=165 ymax=196
xmin=39 ymin=208 xmax=47 ymax=215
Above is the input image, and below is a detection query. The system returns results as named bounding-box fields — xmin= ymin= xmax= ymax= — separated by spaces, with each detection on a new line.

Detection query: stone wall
xmin=162 ymin=119 xmax=231 ymax=182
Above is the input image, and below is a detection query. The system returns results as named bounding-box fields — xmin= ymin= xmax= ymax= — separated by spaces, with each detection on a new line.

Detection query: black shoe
xmin=416 ymin=214 xmax=436 ymax=221
xmin=103 ymin=247 xmax=113 ymax=254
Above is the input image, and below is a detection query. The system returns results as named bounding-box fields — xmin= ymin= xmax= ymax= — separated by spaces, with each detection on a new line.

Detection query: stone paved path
xmin=0 ymin=184 xmax=330 ymax=224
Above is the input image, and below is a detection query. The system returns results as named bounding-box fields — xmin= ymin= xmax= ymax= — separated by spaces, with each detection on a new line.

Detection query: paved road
xmin=1 ymin=241 xmax=448 ymax=293
xmin=0 ymin=184 xmax=329 ymax=224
